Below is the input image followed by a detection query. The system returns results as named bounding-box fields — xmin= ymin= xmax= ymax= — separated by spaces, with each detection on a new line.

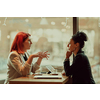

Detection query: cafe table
xmin=9 ymin=73 xmax=70 ymax=84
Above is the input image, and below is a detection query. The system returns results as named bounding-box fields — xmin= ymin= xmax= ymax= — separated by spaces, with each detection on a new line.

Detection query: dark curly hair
xmin=72 ymin=31 xmax=88 ymax=48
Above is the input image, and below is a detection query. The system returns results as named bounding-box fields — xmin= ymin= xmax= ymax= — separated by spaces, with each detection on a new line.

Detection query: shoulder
xmin=8 ymin=51 xmax=20 ymax=59
xmin=76 ymin=52 xmax=88 ymax=60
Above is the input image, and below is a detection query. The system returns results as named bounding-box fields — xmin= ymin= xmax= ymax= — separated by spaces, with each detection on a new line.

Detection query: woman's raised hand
xmin=66 ymin=50 xmax=72 ymax=59
xmin=32 ymin=51 xmax=50 ymax=59
xmin=38 ymin=51 xmax=50 ymax=60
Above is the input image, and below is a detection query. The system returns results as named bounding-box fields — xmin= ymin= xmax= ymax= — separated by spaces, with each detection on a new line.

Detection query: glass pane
xmin=79 ymin=17 xmax=100 ymax=83
xmin=0 ymin=17 xmax=73 ymax=78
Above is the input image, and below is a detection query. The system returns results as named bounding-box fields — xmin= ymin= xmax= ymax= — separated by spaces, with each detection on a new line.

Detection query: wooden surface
xmin=9 ymin=74 xmax=69 ymax=84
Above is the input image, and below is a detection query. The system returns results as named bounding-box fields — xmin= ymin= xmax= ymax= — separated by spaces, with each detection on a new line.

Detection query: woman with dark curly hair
xmin=63 ymin=31 xmax=95 ymax=84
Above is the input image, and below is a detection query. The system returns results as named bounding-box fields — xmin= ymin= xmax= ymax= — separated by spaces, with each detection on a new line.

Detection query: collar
xmin=73 ymin=49 xmax=84 ymax=58
xmin=77 ymin=49 xmax=84 ymax=55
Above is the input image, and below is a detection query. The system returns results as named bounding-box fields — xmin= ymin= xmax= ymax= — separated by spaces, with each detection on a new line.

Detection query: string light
xmin=51 ymin=21 xmax=55 ymax=25
xmin=7 ymin=35 xmax=10 ymax=39
xmin=65 ymin=17 xmax=69 ymax=26
xmin=3 ymin=17 xmax=7 ymax=26
xmin=25 ymin=19 xmax=29 ymax=22
xmin=40 ymin=17 xmax=48 ymax=25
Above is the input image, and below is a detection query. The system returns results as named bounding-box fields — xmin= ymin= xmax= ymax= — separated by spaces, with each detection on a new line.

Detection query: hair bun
xmin=77 ymin=31 xmax=88 ymax=41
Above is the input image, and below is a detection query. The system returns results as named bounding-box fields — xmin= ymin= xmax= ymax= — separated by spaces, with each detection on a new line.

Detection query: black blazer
xmin=64 ymin=49 xmax=95 ymax=84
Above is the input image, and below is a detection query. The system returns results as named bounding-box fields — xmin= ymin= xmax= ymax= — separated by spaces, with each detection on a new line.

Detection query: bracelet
xmin=65 ymin=58 xmax=69 ymax=61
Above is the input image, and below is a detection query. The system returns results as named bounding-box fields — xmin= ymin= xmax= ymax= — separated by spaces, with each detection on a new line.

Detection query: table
xmin=9 ymin=74 xmax=70 ymax=84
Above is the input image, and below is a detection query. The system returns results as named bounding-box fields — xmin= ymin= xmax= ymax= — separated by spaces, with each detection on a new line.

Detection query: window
xmin=1 ymin=17 xmax=99 ymax=83
xmin=0 ymin=17 xmax=73 ymax=72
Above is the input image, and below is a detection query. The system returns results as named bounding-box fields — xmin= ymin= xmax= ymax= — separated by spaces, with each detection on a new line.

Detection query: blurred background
xmin=0 ymin=17 xmax=100 ymax=83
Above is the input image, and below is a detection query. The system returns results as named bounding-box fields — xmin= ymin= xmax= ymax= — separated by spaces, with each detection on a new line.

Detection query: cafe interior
xmin=0 ymin=17 xmax=100 ymax=84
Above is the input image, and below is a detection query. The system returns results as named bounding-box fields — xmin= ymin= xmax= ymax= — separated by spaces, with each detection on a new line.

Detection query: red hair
xmin=10 ymin=32 xmax=31 ymax=54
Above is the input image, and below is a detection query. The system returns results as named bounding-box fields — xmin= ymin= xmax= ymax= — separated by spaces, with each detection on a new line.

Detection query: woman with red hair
xmin=4 ymin=32 xmax=50 ymax=84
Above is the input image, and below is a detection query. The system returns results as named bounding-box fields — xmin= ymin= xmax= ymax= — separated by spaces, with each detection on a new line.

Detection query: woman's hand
xmin=62 ymin=70 xmax=66 ymax=76
xmin=36 ymin=51 xmax=50 ymax=66
xmin=66 ymin=50 xmax=72 ymax=59
xmin=32 ymin=51 xmax=50 ymax=59
xmin=62 ymin=72 xmax=66 ymax=76
xmin=39 ymin=51 xmax=50 ymax=60
xmin=32 ymin=52 xmax=43 ymax=58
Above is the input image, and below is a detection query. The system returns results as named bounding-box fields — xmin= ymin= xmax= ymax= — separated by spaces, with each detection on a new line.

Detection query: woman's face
xmin=67 ymin=39 xmax=77 ymax=52
xmin=22 ymin=37 xmax=32 ymax=51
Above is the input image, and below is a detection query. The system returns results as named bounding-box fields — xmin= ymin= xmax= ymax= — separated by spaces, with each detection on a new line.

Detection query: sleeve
xmin=9 ymin=52 xmax=31 ymax=76
xmin=64 ymin=54 xmax=83 ymax=76
xmin=25 ymin=52 xmax=40 ymax=73
xmin=31 ymin=62 xmax=40 ymax=73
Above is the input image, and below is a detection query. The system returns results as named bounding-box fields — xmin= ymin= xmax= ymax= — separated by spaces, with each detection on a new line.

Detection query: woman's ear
xmin=75 ymin=42 xmax=79 ymax=48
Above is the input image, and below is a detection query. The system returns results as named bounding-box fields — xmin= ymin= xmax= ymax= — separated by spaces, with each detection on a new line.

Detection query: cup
xmin=53 ymin=69 xmax=57 ymax=74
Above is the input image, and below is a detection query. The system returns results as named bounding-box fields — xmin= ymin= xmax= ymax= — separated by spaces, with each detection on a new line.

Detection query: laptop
xmin=34 ymin=75 xmax=62 ymax=79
